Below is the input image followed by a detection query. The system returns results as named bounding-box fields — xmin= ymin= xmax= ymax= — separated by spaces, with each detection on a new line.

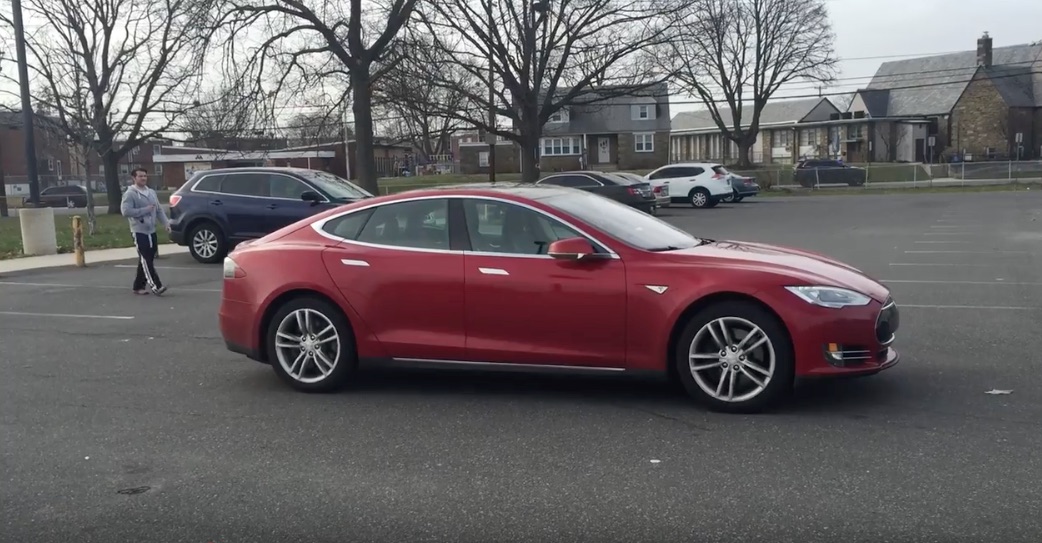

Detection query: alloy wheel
xmin=688 ymin=316 xmax=775 ymax=403
xmin=192 ymin=229 xmax=219 ymax=259
xmin=691 ymin=192 xmax=708 ymax=207
xmin=274 ymin=308 xmax=342 ymax=384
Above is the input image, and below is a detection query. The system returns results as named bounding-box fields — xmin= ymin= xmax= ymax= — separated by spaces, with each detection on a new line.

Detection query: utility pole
xmin=486 ymin=0 xmax=496 ymax=183
xmin=11 ymin=0 xmax=41 ymax=206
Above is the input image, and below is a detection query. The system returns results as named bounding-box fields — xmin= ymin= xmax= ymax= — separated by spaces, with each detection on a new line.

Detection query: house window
xmin=540 ymin=137 xmax=581 ymax=156
xmin=153 ymin=144 xmax=162 ymax=154
xmin=634 ymin=133 xmax=655 ymax=153
xmin=119 ymin=164 xmax=130 ymax=175
xmin=799 ymin=129 xmax=815 ymax=146
xmin=848 ymin=124 xmax=864 ymax=139
xmin=46 ymin=158 xmax=54 ymax=171
xmin=632 ymin=104 xmax=655 ymax=120
xmin=772 ymin=130 xmax=792 ymax=148
xmin=155 ymin=164 xmax=164 ymax=175
xmin=478 ymin=151 xmax=489 ymax=167
xmin=548 ymin=109 xmax=569 ymax=123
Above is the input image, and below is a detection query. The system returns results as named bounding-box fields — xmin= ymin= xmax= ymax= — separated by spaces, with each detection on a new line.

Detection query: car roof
xmin=189 ymin=166 xmax=328 ymax=177
xmin=660 ymin=162 xmax=723 ymax=168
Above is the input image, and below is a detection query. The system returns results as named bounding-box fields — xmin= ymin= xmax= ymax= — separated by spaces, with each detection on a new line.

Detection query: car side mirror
xmin=548 ymin=237 xmax=605 ymax=261
xmin=301 ymin=191 xmax=322 ymax=204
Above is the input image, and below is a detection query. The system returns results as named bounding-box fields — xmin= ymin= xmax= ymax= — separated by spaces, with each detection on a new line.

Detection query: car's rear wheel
xmin=689 ymin=188 xmax=712 ymax=208
xmin=188 ymin=221 xmax=227 ymax=264
xmin=674 ymin=300 xmax=794 ymax=413
xmin=266 ymin=296 xmax=357 ymax=392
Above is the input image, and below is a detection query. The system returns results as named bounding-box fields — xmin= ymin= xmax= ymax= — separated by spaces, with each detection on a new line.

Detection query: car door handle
xmin=210 ymin=200 xmax=223 ymax=206
xmin=341 ymin=259 xmax=370 ymax=267
xmin=478 ymin=267 xmax=509 ymax=276
xmin=266 ymin=204 xmax=277 ymax=209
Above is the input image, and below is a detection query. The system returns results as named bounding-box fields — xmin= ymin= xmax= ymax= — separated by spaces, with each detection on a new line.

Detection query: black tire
xmin=733 ymin=196 xmax=745 ymax=202
xmin=187 ymin=221 xmax=228 ymax=264
xmin=689 ymin=188 xmax=712 ymax=208
xmin=265 ymin=295 xmax=358 ymax=393
xmin=673 ymin=300 xmax=795 ymax=413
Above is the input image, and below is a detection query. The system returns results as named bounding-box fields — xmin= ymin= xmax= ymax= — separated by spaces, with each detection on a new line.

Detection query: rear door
xmin=215 ymin=172 xmax=271 ymax=239
xmin=648 ymin=166 xmax=704 ymax=201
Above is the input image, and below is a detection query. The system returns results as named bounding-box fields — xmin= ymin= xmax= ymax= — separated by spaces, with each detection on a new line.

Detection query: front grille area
xmin=875 ymin=298 xmax=900 ymax=345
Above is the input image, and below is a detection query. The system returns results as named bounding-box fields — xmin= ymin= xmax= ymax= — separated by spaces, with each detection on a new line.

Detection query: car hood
xmin=666 ymin=240 xmax=890 ymax=302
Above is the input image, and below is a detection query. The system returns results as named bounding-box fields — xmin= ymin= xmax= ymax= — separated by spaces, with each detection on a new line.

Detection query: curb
xmin=0 ymin=244 xmax=190 ymax=276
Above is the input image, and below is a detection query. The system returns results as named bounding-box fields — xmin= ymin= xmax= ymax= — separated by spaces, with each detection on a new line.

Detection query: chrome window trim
xmin=310 ymin=193 xmax=622 ymax=260
xmin=189 ymin=171 xmax=332 ymax=203
xmin=538 ymin=174 xmax=604 ymax=188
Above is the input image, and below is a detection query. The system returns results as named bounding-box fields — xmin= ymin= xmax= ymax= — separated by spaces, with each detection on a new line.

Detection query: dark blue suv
xmin=168 ymin=167 xmax=374 ymax=263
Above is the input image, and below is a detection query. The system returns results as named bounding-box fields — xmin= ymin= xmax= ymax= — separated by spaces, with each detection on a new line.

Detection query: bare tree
xmin=0 ymin=0 xmax=214 ymax=213
xmin=416 ymin=0 xmax=679 ymax=183
xmin=177 ymin=74 xmax=276 ymax=148
xmin=663 ymin=0 xmax=838 ymax=167
xmin=284 ymin=110 xmax=350 ymax=147
xmin=373 ymin=34 xmax=475 ymax=164
xmin=215 ymin=0 xmax=420 ymax=193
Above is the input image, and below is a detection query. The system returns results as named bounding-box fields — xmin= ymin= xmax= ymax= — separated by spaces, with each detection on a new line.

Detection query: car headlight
xmin=784 ymin=285 xmax=871 ymax=308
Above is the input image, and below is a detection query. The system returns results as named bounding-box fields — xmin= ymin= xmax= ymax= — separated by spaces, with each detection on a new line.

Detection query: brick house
xmin=458 ymin=82 xmax=672 ymax=175
xmin=1 ymin=111 xmax=84 ymax=197
xmin=840 ymin=32 xmax=1042 ymax=162
xmin=669 ymin=97 xmax=848 ymax=165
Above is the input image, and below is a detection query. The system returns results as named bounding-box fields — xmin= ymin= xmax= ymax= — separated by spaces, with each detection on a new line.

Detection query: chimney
xmin=977 ymin=31 xmax=993 ymax=67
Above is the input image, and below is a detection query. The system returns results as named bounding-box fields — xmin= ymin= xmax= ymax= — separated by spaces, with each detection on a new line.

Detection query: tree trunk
xmin=736 ymin=138 xmax=755 ymax=168
xmin=520 ymin=141 xmax=540 ymax=183
xmin=0 ymin=142 xmax=8 ymax=218
xmin=102 ymin=150 xmax=122 ymax=214
xmin=351 ymin=69 xmax=379 ymax=195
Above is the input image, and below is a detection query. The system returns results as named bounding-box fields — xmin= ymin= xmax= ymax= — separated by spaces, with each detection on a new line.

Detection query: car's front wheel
xmin=266 ymin=296 xmax=357 ymax=392
xmin=674 ymin=300 xmax=795 ymax=413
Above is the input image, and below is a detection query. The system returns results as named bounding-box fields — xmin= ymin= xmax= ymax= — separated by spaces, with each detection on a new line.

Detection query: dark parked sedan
xmin=794 ymin=159 xmax=867 ymax=187
xmin=535 ymin=170 xmax=658 ymax=214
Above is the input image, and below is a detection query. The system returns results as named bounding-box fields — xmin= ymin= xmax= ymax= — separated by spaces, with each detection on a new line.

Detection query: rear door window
xmin=220 ymin=173 xmax=270 ymax=197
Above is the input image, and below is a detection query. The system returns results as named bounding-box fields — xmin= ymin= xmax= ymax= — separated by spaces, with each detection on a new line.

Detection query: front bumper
xmin=790 ymin=297 xmax=902 ymax=378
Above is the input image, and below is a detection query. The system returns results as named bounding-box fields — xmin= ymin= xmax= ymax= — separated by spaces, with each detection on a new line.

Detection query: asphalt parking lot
xmin=2 ymin=190 xmax=1041 ymax=542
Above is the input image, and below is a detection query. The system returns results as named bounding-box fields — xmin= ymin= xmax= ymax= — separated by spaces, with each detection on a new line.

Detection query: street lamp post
xmin=486 ymin=0 xmax=496 ymax=183
xmin=11 ymin=0 xmax=42 ymax=206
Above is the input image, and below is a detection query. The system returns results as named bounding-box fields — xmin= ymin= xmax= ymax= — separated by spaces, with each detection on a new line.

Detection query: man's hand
xmin=146 ymin=204 xmax=155 ymax=212
xmin=164 ymin=224 xmax=172 ymax=233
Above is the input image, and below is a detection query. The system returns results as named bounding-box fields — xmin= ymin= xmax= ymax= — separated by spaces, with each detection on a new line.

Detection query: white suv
xmin=644 ymin=162 xmax=733 ymax=208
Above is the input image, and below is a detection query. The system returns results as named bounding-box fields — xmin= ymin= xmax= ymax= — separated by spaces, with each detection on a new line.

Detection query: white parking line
xmin=930 ymin=225 xmax=964 ymax=229
xmin=913 ymin=240 xmax=969 ymax=244
xmin=903 ymin=250 xmax=1029 ymax=254
xmin=113 ymin=264 xmax=204 ymax=271
xmin=900 ymin=304 xmax=1040 ymax=311
xmin=0 ymin=311 xmax=134 ymax=320
xmin=880 ymin=279 xmax=1042 ymax=286
xmin=0 ymin=281 xmax=220 ymax=292
xmin=889 ymin=262 xmax=992 ymax=267
xmin=923 ymin=232 xmax=973 ymax=236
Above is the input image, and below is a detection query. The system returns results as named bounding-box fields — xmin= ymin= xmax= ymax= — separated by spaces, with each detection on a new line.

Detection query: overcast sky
xmin=2 ymin=0 xmax=1041 ymax=128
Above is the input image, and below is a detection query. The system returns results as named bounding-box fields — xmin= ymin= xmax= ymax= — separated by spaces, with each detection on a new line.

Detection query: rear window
xmin=712 ymin=166 xmax=730 ymax=176
xmin=606 ymin=173 xmax=641 ymax=185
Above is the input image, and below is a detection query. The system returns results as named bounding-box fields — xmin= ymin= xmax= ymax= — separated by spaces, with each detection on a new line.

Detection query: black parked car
xmin=38 ymin=185 xmax=88 ymax=207
xmin=794 ymin=159 xmax=867 ymax=187
xmin=168 ymin=167 xmax=374 ymax=263
xmin=535 ymin=171 xmax=658 ymax=214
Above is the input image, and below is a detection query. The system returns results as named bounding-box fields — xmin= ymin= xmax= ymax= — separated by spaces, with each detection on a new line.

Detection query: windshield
xmin=541 ymin=191 xmax=704 ymax=251
xmin=296 ymin=169 xmax=374 ymax=200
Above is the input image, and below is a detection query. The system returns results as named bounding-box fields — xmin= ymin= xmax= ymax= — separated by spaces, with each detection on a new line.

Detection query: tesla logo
xmin=644 ymin=285 xmax=668 ymax=294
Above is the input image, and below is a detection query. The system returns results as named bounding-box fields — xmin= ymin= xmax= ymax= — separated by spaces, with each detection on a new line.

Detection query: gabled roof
xmin=670 ymin=97 xmax=836 ymax=133
xmin=859 ymin=42 xmax=1042 ymax=116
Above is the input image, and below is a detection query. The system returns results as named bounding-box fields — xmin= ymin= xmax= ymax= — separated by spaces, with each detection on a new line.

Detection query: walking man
xmin=120 ymin=168 xmax=170 ymax=295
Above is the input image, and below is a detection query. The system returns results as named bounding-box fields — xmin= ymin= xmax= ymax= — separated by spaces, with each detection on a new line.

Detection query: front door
xmin=459 ymin=197 xmax=627 ymax=368
xmin=319 ymin=198 xmax=467 ymax=360
xmin=597 ymin=137 xmax=611 ymax=163
xmin=264 ymin=172 xmax=326 ymax=231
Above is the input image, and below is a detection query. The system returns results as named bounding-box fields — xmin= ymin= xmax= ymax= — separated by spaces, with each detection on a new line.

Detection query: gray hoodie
xmin=120 ymin=184 xmax=170 ymax=235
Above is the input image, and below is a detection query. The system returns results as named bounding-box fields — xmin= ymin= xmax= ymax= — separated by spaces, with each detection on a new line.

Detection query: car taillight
xmin=712 ymin=173 xmax=723 ymax=179
xmin=169 ymin=194 xmax=181 ymax=207
xmin=627 ymin=187 xmax=639 ymax=195
xmin=653 ymin=186 xmax=663 ymax=193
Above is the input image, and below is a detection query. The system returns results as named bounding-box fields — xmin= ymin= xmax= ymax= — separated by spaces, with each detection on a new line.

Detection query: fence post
xmin=72 ymin=215 xmax=85 ymax=267
xmin=1009 ymin=160 xmax=1012 ymax=181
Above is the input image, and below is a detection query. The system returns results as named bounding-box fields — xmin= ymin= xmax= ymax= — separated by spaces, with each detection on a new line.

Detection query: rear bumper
xmin=219 ymin=296 xmax=265 ymax=362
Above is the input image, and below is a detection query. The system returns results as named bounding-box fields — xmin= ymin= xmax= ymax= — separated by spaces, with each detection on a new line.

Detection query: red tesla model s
xmin=219 ymin=183 xmax=900 ymax=413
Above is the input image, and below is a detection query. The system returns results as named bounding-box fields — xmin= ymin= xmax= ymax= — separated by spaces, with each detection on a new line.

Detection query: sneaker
xmin=152 ymin=285 xmax=168 ymax=296
xmin=133 ymin=289 xmax=150 ymax=295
